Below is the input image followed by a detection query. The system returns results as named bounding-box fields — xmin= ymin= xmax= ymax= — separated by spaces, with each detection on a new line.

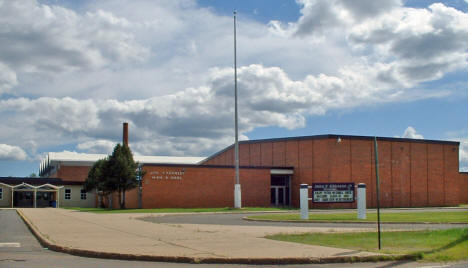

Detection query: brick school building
xmin=29 ymin=123 xmax=467 ymax=209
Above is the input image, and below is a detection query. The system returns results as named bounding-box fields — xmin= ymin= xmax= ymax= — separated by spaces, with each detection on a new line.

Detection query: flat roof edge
xmin=0 ymin=177 xmax=84 ymax=185
xmin=241 ymin=134 xmax=460 ymax=146
xmin=201 ymin=134 xmax=460 ymax=164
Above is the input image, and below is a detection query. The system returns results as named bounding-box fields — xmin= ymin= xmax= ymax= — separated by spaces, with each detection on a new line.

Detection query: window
xmin=65 ymin=189 xmax=71 ymax=200
xmin=80 ymin=189 xmax=86 ymax=200
xmin=0 ymin=188 xmax=2 ymax=200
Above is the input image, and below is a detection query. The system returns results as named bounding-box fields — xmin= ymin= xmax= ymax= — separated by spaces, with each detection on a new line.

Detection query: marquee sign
xmin=312 ymin=183 xmax=355 ymax=203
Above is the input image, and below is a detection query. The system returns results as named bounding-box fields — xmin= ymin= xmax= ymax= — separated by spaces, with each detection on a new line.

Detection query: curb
xmin=242 ymin=217 xmax=468 ymax=225
xmin=16 ymin=209 xmax=419 ymax=265
xmin=68 ymin=209 xmax=300 ymax=216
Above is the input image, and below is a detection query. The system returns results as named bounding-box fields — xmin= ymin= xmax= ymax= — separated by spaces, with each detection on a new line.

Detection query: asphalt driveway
xmin=139 ymin=210 xmax=468 ymax=231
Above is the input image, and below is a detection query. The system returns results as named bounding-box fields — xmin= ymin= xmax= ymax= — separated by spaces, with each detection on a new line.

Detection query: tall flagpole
xmin=233 ymin=10 xmax=242 ymax=208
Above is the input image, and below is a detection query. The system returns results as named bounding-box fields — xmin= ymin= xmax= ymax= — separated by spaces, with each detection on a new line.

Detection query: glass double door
xmin=271 ymin=186 xmax=288 ymax=206
xmin=270 ymin=175 xmax=290 ymax=207
xmin=13 ymin=191 xmax=55 ymax=207
xmin=13 ymin=191 xmax=33 ymax=207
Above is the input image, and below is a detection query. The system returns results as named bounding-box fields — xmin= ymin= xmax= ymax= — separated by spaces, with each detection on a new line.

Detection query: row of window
xmin=64 ymin=189 xmax=87 ymax=200
xmin=0 ymin=187 xmax=87 ymax=201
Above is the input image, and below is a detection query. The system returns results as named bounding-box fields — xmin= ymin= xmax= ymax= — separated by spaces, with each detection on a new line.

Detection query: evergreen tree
xmin=107 ymin=143 xmax=139 ymax=209
xmin=84 ymin=158 xmax=116 ymax=208
xmin=85 ymin=143 xmax=141 ymax=209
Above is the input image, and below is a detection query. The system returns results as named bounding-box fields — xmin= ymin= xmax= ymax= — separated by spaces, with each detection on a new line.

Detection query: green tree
xmin=84 ymin=158 xmax=116 ymax=208
xmin=107 ymin=143 xmax=139 ymax=209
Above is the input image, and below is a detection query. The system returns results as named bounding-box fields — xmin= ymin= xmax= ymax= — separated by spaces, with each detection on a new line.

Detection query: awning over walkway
xmin=0 ymin=182 xmax=63 ymax=208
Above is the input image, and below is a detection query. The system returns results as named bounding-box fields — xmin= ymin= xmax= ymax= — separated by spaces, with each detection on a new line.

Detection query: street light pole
xmin=233 ymin=10 xmax=241 ymax=208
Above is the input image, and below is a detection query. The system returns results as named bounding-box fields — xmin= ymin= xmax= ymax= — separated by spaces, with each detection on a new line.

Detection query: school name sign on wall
xmin=150 ymin=170 xmax=185 ymax=180
xmin=312 ymin=183 xmax=354 ymax=203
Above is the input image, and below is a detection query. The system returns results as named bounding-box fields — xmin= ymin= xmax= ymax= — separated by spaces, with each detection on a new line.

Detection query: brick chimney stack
xmin=123 ymin=122 xmax=129 ymax=146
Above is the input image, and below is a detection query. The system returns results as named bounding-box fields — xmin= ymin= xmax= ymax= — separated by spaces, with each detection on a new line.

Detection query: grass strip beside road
xmin=64 ymin=207 xmax=297 ymax=213
xmin=266 ymin=228 xmax=468 ymax=262
xmin=248 ymin=211 xmax=468 ymax=223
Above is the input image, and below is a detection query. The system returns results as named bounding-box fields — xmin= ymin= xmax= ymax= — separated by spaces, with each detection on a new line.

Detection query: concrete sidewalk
xmin=18 ymin=208 xmax=389 ymax=264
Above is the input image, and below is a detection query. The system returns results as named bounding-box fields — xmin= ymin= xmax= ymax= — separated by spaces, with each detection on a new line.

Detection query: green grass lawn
xmin=267 ymin=228 xmax=468 ymax=262
xmin=248 ymin=211 xmax=468 ymax=223
xmin=63 ymin=207 xmax=297 ymax=213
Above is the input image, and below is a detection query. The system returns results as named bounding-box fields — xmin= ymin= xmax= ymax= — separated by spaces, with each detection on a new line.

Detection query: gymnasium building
xmin=1 ymin=123 xmax=466 ymax=208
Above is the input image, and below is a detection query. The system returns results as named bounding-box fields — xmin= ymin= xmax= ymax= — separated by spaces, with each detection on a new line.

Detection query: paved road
xmin=139 ymin=212 xmax=468 ymax=231
xmin=1 ymin=209 xmax=467 ymax=268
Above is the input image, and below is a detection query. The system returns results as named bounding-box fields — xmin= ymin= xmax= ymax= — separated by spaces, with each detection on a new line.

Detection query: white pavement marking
xmin=0 ymin=242 xmax=21 ymax=247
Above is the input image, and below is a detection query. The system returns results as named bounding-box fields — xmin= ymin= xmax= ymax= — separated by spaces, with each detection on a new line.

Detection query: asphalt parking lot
xmin=2 ymin=208 xmax=468 ymax=268
xmin=139 ymin=209 xmax=468 ymax=231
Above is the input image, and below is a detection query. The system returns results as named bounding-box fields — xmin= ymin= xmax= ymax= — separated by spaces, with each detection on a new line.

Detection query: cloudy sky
xmin=0 ymin=0 xmax=467 ymax=176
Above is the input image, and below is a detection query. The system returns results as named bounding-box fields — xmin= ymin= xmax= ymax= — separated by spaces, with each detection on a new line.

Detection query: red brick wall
xmin=391 ymin=142 xmax=411 ymax=207
xmin=428 ymin=144 xmax=444 ymax=206
xmin=101 ymin=188 xmax=139 ymax=209
xmin=141 ymin=165 xmax=270 ymax=208
xmin=313 ymin=139 xmax=329 ymax=180
xmin=250 ymin=143 xmax=261 ymax=166
xmin=444 ymin=145 xmax=461 ymax=206
xmin=124 ymin=188 xmax=139 ymax=208
xmin=203 ymin=136 xmax=465 ymax=208
xmin=410 ymin=143 xmax=428 ymax=207
xmin=273 ymin=141 xmax=286 ymax=166
xmin=239 ymin=143 xmax=250 ymax=166
xmin=352 ymin=139 xmax=374 ymax=207
xmin=461 ymin=172 xmax=468 ymax=204
xmin=261 ymin=142 xmax=273 ymax=166
xmin=56 ymin=166 xmax=91 ymax=182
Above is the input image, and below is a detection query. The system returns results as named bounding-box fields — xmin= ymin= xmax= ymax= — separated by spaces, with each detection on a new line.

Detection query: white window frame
xmin=65 ymin=189 xmax=71 ymax=200
xmin=80 ymin=189 xmax=87 ymax=200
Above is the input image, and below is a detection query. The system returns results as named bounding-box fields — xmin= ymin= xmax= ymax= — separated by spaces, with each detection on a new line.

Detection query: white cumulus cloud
xmin=0 ymin=0 xmax=467 ymax=172
xmin=77 ymin=140 xmax=116 ymax=154
xmin=0 ymin=144 xmax=28 ymax=161
xmin=456 ymin=138 xmax=468 ymax=172
xmin=349 ymin=3 xmax=468 ymax=86
xmin=0 ymin=62 xmax=17 ymax=94
xmin=0 ymin=0 xmax=149 ymax=96
xmin=0 ymin=61 xmax=447 ymax=158
xmin=402 ymin=126 xmax=424 ymax=139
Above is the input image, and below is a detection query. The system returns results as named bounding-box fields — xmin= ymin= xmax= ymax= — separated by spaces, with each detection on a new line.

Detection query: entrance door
xmin=270 ymin=175 xmax=290 ymax=207
xmin=36 ymin=192 xmax=53 ymax=207
xmin=13 ymin=191 xmax=34 ymax=207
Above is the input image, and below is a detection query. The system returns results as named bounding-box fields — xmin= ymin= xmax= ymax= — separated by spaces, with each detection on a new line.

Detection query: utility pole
xmin=374 ymin=136 xmax=382 ymax=250
xmin=233 ymin=10 xmax=241 ymax=208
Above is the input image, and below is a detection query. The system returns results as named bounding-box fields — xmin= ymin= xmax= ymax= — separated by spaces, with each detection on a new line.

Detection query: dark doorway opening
xmin=36 ymin=192 xmax=54 ymax=207
xmin=13 ymin=191 xmax=56 ymax=208
xmin=13 ymin=191 xmax=33 ymax=207
xmin=270 ymin=175 xmax=290 ymax=207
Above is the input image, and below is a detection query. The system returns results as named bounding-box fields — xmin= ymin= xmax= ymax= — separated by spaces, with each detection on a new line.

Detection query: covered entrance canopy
xmin=0 ymin=182 xmax=63 ymax=208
